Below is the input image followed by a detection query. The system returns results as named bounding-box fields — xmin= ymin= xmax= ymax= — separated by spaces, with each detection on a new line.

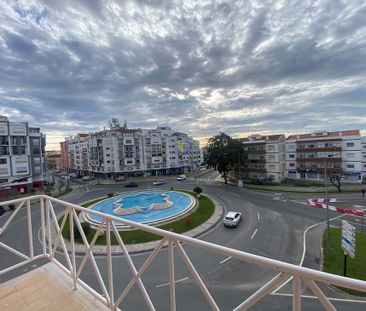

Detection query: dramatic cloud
xmin=0 ymin=0 xmax=366 ymax=150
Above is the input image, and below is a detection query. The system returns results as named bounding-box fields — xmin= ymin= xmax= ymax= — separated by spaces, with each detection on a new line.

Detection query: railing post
xmin=293 ymin=276 xmax=301 ymax=311
xmin=40 ymin=197 xmax=46 ymax=255
xmin=26 ymin=199 xmax=34 ymax=259
xmin=168 ymin=239 xmax=176 ymax=311
xmin=69 ymin=208 xmax=77 ymax=290
xmin=106 ymin=220 xmax=114 ymax=308
xmin=46 ymin=198 xmax=52 ymax=255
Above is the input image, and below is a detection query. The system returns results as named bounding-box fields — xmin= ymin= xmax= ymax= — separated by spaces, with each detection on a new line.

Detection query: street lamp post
xmin=324 ymin=151 xmax=341 ymax=251
xmin=324 ymin=157 xmax=330 ymax=252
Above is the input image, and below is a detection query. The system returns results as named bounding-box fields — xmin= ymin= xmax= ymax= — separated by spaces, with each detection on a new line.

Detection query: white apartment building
xmin=362 ymin=136 xmax=366 ymax=183
xmin=286 ymin=130 xmax=362 ymax=183
xmin=66 ymin=124 xmax=200 ymax=178
xmin=0 ymin=116 xmax=46 ymax=196
xmin=239 ymin=134 xmax=285 ymax=183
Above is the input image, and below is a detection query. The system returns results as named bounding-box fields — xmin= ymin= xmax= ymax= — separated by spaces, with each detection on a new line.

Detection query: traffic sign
xmin=341 ymin=220 xmax=355 ymax=258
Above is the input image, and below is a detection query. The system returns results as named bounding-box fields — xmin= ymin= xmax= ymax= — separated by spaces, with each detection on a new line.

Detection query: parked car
xmin=81 ymin=176 xmax=94 ymax=181
xmin=0 ymin=206 xmax=5 ymax=216
xmin=69 ymin=173 xmax=77 ymax=178
xmin=177 ymin=174 xmax=186 ymax=181
xmin=124 ymin=182 xmax=138 ymax=188
xmin=223 ymin=211 xmax=242 ymax=228
xmin=153 ymin=180 xmax=165 ymax=186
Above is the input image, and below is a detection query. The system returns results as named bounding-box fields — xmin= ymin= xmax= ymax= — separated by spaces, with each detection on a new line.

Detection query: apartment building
xmin=361 ymin=136 xmax=366 ymax=183
xmin=60 ymin=140 xmax=69 ymax=171
xmin=64 ymin=123 xmax=200 ymax=178
xmin=0 ymin=115 xmax=46 ymax=196
xmin=45 ymin=151 xmax=61 ymax=170
xmin=286 ymin=130 xmax=362 ymax=183
xmin=68 ymin=134 xmax=89 ymax=175
xmin=239 ymin=134 xmax=286 ymax=183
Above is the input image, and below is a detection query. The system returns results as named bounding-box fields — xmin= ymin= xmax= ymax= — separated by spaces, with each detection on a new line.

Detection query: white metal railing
xmin=0 ymin=195 xmax=366 ymax=310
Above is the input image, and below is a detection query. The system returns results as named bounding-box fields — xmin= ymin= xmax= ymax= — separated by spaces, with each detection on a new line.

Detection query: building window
xmin=307 ymin=173 xmax=318 ymax=179
xmin=12 ymin=126 xmax=26 ymax=135
xmin=289 ymin=154 xmax=295 ymax=158
xmin=16 ymin=167 xmax=28 ymax=173
xmin=0 ymin=168 xmax=8 ymax=175
xmin=0 ymin=178 xmax=8 ymax=184
xmin=15 ymin=157 xmax=27 ymax=163
xmin=268 ymin=145 xmax=275 ymax=151
xmin=0 ymin=158 xmax=6 ymax=164
xmin=288 ymin=171 xmax=296 ymax=178
xmin=346 ymin=142 xmax=354 ymax=147
xmin=346 ymin=153 xmax=355 ymax=159
xmin=289 ymin=163 xmax=295 ymax=167
xmin=346 ymin=164 xmax=355 ymax=169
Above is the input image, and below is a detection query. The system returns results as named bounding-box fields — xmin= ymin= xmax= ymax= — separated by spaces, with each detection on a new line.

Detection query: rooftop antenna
xmin=108 ymin=118 xmax=120 ymax=129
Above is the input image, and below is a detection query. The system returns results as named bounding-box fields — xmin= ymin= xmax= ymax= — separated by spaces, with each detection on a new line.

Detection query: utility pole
xmin=324 ymin=156 xmax=330 ymax=252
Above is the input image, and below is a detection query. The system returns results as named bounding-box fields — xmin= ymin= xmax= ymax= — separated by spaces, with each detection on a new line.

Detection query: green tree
xmin=193 ymin=186 xmax=203 ymax=195
xmin=204 ymin=133 xmax=243 ymax=184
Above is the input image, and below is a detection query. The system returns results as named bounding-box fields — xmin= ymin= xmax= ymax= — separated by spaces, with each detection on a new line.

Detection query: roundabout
xmin=83 ymin=190 xmax=196 ymax=229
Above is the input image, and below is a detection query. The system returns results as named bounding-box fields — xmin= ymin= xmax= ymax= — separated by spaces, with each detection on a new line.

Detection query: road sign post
xmin=344 ymin=252 xmax=348 ymax=277
xmin=341 ymin=220 xmax=356 ymax=277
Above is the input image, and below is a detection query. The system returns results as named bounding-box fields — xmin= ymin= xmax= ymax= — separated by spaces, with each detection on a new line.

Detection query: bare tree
xmin=330 ymin=174 xmax=342 ymax=192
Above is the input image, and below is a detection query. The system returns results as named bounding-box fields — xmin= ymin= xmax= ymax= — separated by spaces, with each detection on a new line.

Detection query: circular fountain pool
xmin=84 ymin=190 xmax=195 ymax=228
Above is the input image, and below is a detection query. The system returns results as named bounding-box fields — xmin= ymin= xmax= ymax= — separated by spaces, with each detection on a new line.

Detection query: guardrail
xmin=1 ymin=195 xmax=366 ymax=310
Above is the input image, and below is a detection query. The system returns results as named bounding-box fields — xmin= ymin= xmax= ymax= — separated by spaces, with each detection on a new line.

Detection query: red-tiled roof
xmin=238 ymin=134 xmax=284 ymax=142
xmin=266 ymin=134 xmax=284 ymax=140
xmin=287 ymin=130 xmax=360 ymax=140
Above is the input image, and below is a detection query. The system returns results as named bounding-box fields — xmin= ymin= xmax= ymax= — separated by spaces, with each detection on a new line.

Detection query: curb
xmin=54 ymin=193 xmax=224 ymax=256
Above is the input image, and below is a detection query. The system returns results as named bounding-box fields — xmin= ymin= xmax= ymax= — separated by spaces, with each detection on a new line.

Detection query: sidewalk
xmin=219 ymin=177 xmax=366 ymax=193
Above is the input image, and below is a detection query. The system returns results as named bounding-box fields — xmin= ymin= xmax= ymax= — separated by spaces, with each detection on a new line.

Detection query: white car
xmin=81 ymin=176 xmax=94 ymax=181
xmin=177 ymin=175 xmax=186 ymax=181
xmin=153 ymin=180 xmax=165 ymax=186
xmin=223 ymin=211 xmax=242 ymax=228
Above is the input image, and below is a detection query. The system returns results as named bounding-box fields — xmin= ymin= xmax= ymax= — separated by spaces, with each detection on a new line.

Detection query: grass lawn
xmin=61 ymin=191 xmax=215 ymax=245
xmin=322 ymin=228 xmax=366 ymax=296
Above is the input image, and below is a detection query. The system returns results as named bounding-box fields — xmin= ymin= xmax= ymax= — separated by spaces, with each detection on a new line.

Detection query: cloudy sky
xmin=1 ymin=0 xmax=366 ymax=150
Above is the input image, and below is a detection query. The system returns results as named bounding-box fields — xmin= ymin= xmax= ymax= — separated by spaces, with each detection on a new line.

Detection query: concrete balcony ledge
xmin=0 ymin=262 xmax=109 ymax=311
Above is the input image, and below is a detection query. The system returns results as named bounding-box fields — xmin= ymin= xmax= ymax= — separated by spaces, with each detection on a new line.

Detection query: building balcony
xmin=0 ymin=196 xmax=365 ymax=310
xmin=246 ymin=149 xmax=266 ymax=154
xmin=296 ymin=157 xmax=342 ymax=162
xmin=296 ymin=147 xmax=342 ymax=152
xmin=244 ymin=168 xmax=266 ymax=172
xmin=296 ymin=167 xmax=343 ymax=173
xmin=243 ymin=158 xmax=266 ymax=163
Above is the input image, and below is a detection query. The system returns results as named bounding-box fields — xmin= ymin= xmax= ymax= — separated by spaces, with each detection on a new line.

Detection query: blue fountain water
xmin=88 ymin=191 xmax=193 ymax=224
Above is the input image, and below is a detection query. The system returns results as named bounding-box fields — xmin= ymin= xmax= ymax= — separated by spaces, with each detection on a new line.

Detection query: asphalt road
xmin=1 ymin=173 xmax=366 ymax=310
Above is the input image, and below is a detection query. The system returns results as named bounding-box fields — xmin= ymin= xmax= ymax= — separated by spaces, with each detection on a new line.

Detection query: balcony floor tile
xmin=0 ymin=263 xmax=110 ymax=311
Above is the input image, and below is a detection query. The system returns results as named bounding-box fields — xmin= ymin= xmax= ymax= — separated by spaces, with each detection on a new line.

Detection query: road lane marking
xmin=156 ymin=277 xmax=189 ymax=288
xmin=272 ymin=292 xmax=366 ymax=303
xmin=232 ymin=193 xmax=240 ymax=198
xmin=257 ymin=212 xmax=260 ymax=220
xmin=250 ymin=229 xmax=258 ymax=239
xmin=219 ymin=256 xmax=232 ymax=264
xmin=272 ymin=213 xmax=344 ymax=294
